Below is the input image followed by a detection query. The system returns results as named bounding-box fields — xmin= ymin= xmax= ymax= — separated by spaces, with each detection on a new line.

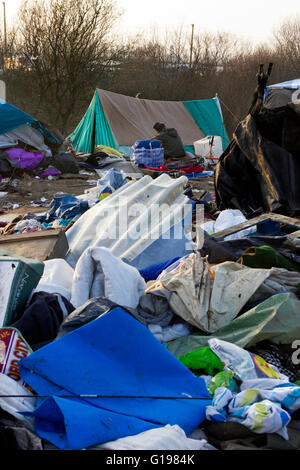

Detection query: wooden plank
xmin=288 ymin=230 xmax=300 ymax=240
xmin=0 ymin=229 xmax=68 ymax=261
xmin=0 ymin=229 xmax=62 ymax=243
xmin=204 ymin=212 xmax=300 ymax=240
xmin=210 ymin=214 xmax=270 ymax=239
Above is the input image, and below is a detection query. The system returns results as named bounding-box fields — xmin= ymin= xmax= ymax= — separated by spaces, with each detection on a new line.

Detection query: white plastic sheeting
xmin=66 ymin=174 xmax=193 ymax=270
xmin=0 ymin=124 xmax=52 ymax=156
xmin=0 ymin=373 xmax=36 ymax=426
xmin=92 ymin=424 xmax=216 ymax=450
xmin=148 ymin=323 xmax=193 ymax=343
xmin=200 ymin=209 xmax=257 ymax=241
xmin=71 ymin=247 xmax=146 ymax=309
xmin=146 ymin=253 xmax=300 ymax=334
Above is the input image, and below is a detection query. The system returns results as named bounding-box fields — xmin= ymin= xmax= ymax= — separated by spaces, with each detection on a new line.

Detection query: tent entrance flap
xmin=69 ymin=92 xmax=119 ymax=154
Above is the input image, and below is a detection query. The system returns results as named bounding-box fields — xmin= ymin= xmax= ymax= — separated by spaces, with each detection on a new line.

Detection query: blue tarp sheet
xmin=0 ymin=99 xmax=36 ymax=135
xmin=264 ymin=78 xmax=300 ymax=102
xmin=19 ymin=307 xmax=211 ymax=450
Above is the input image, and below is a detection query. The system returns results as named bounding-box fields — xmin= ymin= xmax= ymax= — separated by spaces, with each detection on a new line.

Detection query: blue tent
xmin=0 ymin=99 xmax=36 ymax=135
xmin=0 ymin=99 xmax=62 ymax=145
xmin=264 ymin=79 xmax=300 ymax=104
xmin=266 ymin=79 xmax=300 ymax=92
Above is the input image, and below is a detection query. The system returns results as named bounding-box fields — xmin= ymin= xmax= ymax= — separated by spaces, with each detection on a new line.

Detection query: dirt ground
xmin=0 ymin=172 xmax=215 ymax=218
xmin=0 ymin=172 xmax=98 ymax=215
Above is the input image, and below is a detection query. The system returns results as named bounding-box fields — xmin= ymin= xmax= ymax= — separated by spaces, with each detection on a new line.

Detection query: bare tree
xmin=16 ymin=0 xmax=123 ymax=133
xmin=273 ymin=17 xmax=300 ymax=77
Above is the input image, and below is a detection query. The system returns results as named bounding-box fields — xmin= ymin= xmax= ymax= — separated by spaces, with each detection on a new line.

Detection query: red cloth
xmin=148 ymin=165 xmax=204 ymax=173
xmin=180 ymin=165 xmax=205 ymax=174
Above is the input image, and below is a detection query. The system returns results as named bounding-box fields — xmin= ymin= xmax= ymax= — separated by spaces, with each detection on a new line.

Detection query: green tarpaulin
xmin=167 ymin=293 xmax=300 ymax=357
xmin=183 ymin=98 xmax=229 ymax=151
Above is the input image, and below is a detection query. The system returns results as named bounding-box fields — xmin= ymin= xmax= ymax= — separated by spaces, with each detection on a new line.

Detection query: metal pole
xmin=189 ymin=24 xmax=194 ymax=69
xmin=2 ymin=1 xmax=6 ymax=72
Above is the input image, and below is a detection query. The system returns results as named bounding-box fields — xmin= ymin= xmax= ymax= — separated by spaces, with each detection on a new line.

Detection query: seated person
xmin=152 ymin=122 xmax=187 ymax=161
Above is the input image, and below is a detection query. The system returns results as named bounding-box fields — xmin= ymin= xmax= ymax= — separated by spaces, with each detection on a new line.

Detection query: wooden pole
xmin=2 ymin=1 xmax=6 ymax=72
xmin=190 ymin=24 xmax=194 ymax=69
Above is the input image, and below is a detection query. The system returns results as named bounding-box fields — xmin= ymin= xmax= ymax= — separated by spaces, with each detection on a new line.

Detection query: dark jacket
xmin=153 ymin=128 xmax=185 ymax=158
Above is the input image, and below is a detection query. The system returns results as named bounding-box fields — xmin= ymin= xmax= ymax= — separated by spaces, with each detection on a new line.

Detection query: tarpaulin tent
xmin=0 ymin=99 xmax=62 ymax=154
xmin=263 ymin=79 xmax=300 ymax=109
xmin=0 ymin=99 xmax=36 ymax=135
xmin=69 ymin=89 xmax=229 ymax=154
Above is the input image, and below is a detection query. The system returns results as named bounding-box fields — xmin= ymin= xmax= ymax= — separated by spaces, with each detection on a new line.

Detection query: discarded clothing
xmin=34 ymin=195 xmax=89 ymax=224
xmin=56 ymin=297 xmax=120 ymax=339
xmin=19 ymin=307 xmax=211 ymax=450
xmin=5 ymin=148 xmax=44 ymax=171
xmin=11 ymin=292 xmax=74 ymax=350
xmin=77 ymin=168 xmax=129 ymax=207
xmin=147 ymin=165 xmax=204 ymax=174
xmin=206 ymin=379 xmax=300 ymax=440
xmin=93 ymin=424 xmax=216 ymax=450
xmin=38 ymin=168 xmax=61 ymax=178
xmin=139 ymin=257 xmax=181 ymax=282
xmin=136 ymin=291 xmax=174 ymax=327
xmin=33 ymin=259 xmax=74 ymax=301
xmin=13 ymin=218 xmax=46 ymax=234
xmin=0 ymin=151 xmax=20 ymax=176
xmin=0 ymin=409 xmax=43 ymax=450
xmin=148 ymin=323 xmax=193 ymax=343
xmin=71 ymin=247 xmax=146 ymax=309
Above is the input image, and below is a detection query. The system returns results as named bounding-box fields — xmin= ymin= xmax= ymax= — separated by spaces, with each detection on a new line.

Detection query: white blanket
xmin=71 ymin=247 xmax=146 ymax=309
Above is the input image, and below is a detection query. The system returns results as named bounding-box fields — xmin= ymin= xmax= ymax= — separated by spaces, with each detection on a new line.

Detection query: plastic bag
xmin=178 ymin=347 xmax=224 ymax=375
xmin=209 ymin=339 xmax=288 ymax=382
xmin=208 ymin=370 xmax=236 ymax=396
xmin=131 ymin=140 xmax=164 ymax=168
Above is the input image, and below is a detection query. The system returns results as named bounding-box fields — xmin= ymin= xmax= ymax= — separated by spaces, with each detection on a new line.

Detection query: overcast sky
xmin=3 ymin=0 xmax=300 ymax=44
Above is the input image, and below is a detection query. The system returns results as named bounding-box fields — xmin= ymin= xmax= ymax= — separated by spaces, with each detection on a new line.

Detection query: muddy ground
xmin=0 ymin=172 xmax=98 ymax=216
xmin=0 ymin=171 xmax=215 ymax=219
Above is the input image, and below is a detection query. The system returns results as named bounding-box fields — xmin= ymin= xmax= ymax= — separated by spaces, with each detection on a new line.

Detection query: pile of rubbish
xmin=0 ymin=156 xmax=300 ymax=451
xmin=0 ymin=100 xmax=80 ymax=185
xmin=1 ymin=73 xmax=300 ymax=452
